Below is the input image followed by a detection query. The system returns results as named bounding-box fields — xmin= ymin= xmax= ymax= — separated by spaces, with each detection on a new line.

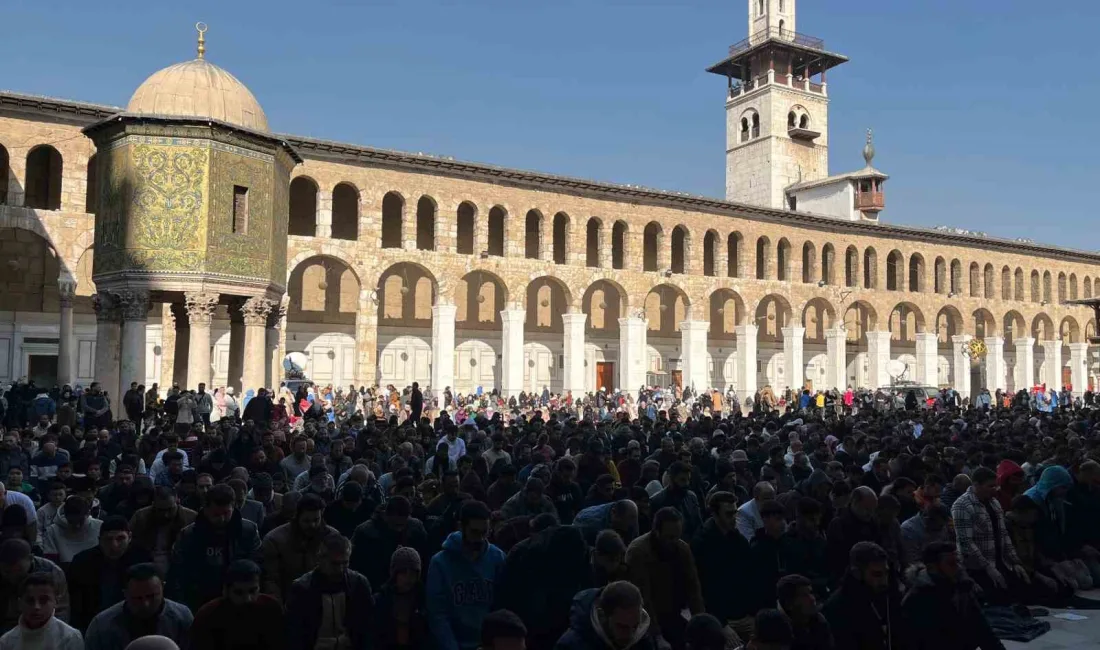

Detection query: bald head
xmin=753 ymin=481 xmax=777 ymax=502
xmin=609 ymin=500 xmax=639 ymax=537
xmin=126 ymin=637 xmax=180 ymax=650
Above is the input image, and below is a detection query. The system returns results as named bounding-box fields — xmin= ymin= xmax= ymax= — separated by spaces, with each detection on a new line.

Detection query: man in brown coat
xmin=128 ymin=486 xmax=195 ymax=577
xmin=260 ymin=493 xmax=338 ymax=602
xmin=626 ymin=506 xmax=705 ymax=649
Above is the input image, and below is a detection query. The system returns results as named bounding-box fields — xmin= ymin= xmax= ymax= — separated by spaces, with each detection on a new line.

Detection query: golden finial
xmin=196 ymin=22 xmax=208 ymax=59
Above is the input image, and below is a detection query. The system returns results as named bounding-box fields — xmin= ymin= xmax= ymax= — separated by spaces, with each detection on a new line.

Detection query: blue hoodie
xmin=1025 ymin=465 xmax=1073 ymax=504
xmin=426 ymin=530 xmax=506 ymax=650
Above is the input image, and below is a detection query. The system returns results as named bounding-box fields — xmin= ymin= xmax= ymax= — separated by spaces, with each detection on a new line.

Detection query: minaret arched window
xmin=741 ymin=118 xmax=750 ymax=143
xmin=751 ymin=113 xmax=760 ymax=138
xmin=758 ymin=0 xmax=765 ymax=17
xmin=788 ymin=112 xmax=796 ymax=128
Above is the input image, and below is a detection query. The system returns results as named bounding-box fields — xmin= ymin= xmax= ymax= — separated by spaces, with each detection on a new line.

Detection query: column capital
xmin=951 ymin=334 xmax=973 ymax=343
xmin=500 ymin=308 xmax=526 ymax=324
xmin=678 ymin=319 xmax=709 ymax=332
xmin=734 ymin=323 xmax=758 ymax=336
xmin=1069 ymin=341 xmax=1090 ymax=352
xmin=1014 ymin=336 xmax=1035 ymax=347
xmin=781 ymin=325 xmax=806 ymax=339
xmin=267 ymin=296 xmax=289 ymax=329
xmin=58 ymin=276 xmax=77 ymax=308
xmin=915 ymin=331 xmax=937 ymax=342
xmin=1040 ymin=338 xmax=1061 ymax=349
xmin=241 ymin=297 xmax=275 ymax=326
xmin=117 ymin=289 xmax=151 ymax=321
xmin=983 ymin=336 xmax=1005 ymax=346
xmin=562 ymin=312 xmax=587 ymax=327
xmin=184 ymin=291 xmax=220 ymax=326
xmin=825 ymin=325 xmax=848 ymax=339
xmin=93 ymin=291 xmax=121 ymax=323
xmin=433 ymin=302 xmax=459 ymax=319
xmin=866 ymin=330 xmax=891 ymax=341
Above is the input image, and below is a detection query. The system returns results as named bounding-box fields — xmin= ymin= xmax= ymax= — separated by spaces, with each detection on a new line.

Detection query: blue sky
xmin=4 ymin=0 xmax=1096 ymax=249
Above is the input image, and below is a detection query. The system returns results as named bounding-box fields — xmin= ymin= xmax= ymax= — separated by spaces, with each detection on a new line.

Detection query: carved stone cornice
xmin=184 ymin=291 xmax=220 ymax=326
xmin=242 ymin=297 xmax=275 ymax=326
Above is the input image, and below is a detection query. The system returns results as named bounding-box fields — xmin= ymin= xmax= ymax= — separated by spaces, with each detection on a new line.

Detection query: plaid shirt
xmin=951 ymin=488 xmax=1020 ymax=572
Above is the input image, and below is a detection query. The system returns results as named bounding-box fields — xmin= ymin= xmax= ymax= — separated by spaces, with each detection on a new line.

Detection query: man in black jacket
xmin=902 ymin=541 xmax=1004 ymax=650
xmin=286 ymin=533 xmax=374 ymax=650
xmin=825 ymin=486 xmax=881 ymax=586
xmin=650 ymin=461 xmax=703 ymax=539
xmin=349 ymin=495 xmax=428 ymax=590
xmin=778 ymin=574 xmax=833 ymax=650
xmin=66 ymin=515 xmax=153 ymax=631
xmin=241 ymin=387 xmax=273 ymax=425
xmin=410 ymin=382 xmax=424 ymax=424
xmin=690 ymin=491 xmax=754 ymax=629
xmin=821 ymin=542 xmax=907 ymax=650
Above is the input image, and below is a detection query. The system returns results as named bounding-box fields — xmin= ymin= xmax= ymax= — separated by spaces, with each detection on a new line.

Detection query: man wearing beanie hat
xmin=500 ymin=477 xmax=558 ymax=521
xmin=370 ymin=546 xmax=429 ymax=650
xmin=68 ymin=515 xmax=152 ymax=631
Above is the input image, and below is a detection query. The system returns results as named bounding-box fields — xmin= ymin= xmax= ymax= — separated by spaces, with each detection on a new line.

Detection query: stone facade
xmin=0 ymin=80 xmax=1097 ymax=399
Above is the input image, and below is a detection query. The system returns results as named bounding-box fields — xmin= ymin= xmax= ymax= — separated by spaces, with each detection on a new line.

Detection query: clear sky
xmin=4 ymin=0 xmax=1096 ymax=250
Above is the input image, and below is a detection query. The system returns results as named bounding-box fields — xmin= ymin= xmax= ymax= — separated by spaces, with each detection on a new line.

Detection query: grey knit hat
xmin=390 ymin=546 xmax=422 ymax=577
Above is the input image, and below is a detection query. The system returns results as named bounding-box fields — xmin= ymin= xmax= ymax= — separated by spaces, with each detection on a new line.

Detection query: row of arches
xmin=287 ymin=257 xmax=1095 ymax=348
xmin=0 ymin=143 xmax=77 ymax=212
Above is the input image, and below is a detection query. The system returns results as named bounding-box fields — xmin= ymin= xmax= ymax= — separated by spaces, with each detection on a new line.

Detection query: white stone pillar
xmin=1042 ymin=339 xmax=1063 ymax=391
xmin=825 ymin=326 xmax=847 ymax=390
xmin=1069 ymin=342 xmax=1088 ymax=397
xmin=93 ymin=292 xmax=122 ymax=415
xmin=267 ymin=300 xmax=287 ymax=391
xmin=781 ymin=326 xmax=805 ymax=394
xmin=171 ymin=304 xmax=190 ymax=388
xmin=184 ymin=292 xmax=219 ymax=390
xmin=618 ymin=316 xmax=648 ymax=394
xmin=562 ymin=312 xmax=587 ymax=396
xmin=227 ymin=300 xmax=245 ymax=393
xmin=316 ymin=188 xmax=332 ymax=239
xmin=914 ymin=332 xmax=938 ymax=387
xmin=119 ymin=290 xmax=150 ymax=396
xmin=866 ymin=331 xmax=891 ymax=389
xmin=734 ymin=324 xmax=758 ymax=400
xmin=500 ymin=308 xmax=525 ymax=398
xmin=57 ymin=277 xmax=76 ymax=386
xmin=432 ymin=303 xmax=458 ymax=404
xmin=1014 ymin=337 xmax=1035 ymax=392
xmin=984 ymin=336 xmax=1006 ymax=392
xmin=952 ymin=335 xmax=973 ymax=400
xmin=680 ymin=320 xmax=709 ymax=392
xmin=241 ymin=297 xmax=273 ymax=393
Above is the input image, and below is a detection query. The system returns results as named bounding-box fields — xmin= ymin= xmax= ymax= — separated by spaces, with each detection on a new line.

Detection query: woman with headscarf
xmin=211 ymin=387 xmax=226 ymax=423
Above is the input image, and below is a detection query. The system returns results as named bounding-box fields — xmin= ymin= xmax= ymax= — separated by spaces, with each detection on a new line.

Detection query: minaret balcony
xmin=854 ymin=191 xmax=885 ymax=211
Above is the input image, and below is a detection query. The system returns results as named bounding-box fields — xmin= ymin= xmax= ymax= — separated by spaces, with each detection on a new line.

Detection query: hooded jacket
xmin=426 ymin=530 xmax=507 ymax=650
xmin=901 ymin=568 xmax=1003 ymax=650
xmin=1025 ymin=465 xmax=1074 ymax=560
xmin=995 ymin=460 xmax=1025 ymax=512
xmin=777 ymin=469 xmax=834 ymax=525
xmin=42 ymin=515 xmax=101 ymax=565
xmin=553 ymin=587 xmax=658 ymax=650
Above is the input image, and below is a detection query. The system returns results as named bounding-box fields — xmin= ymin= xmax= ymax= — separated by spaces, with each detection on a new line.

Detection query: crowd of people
xmin=0 ymin=374 xmax=1097 ymax=650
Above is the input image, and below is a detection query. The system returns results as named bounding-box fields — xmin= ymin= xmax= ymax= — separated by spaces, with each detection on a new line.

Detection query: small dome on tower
xmin=126 ymin=24 xmax=269 ymax=132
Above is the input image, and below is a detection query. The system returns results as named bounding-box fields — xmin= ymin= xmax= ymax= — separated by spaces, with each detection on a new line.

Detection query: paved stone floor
xmin=1005 ymin=590 xmax=1100 ymax=649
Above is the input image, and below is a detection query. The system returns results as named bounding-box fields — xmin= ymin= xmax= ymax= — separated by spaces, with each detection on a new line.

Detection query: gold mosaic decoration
xmin=206 ymin=145 xmax=273 ymax=277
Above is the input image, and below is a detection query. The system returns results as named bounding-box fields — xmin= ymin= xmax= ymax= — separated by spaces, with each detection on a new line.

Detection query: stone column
xmin=865 ymin=331 xmax=891 ymax=389
xmin=500 ymin=307 xmax=525 ymax=398
xmin=226 ymin=299 xmax=246 ymax=393
xmin=241 ymin=297 xmax=274 ymax=393
xmin=93 ymin=292 xmax=122 ymax=415
xmin=715 ymin=245 xmax=729 ymax=279
xmin=1069 ymin=342 xmax=1088 ymax=397
xmin=432 ymin=302 xmax=458 ymax=403
xmin=316 ymin=187 xmax=332 ymax=239
xmin=355 ymin=305 xmax=378 ymax=388
xmin=1041 ymin=339 xmax=1063 ymax=390
xmin=984 ymin=336 xmax=1006 ymax=392
xmin=656 ymin=231 xmax=671 ymax=272
xmin=734 ymin=323 xmax=758 ymax=401
xmin=618 ymin=316 xmax=648 ymax=393
xmin=1014 ymin=337 xmax=1035 ymax=392
xmin=781 ymin=326 xmax=805 ymax=394
xmin=825 ymin=326 xmax=847 ymax=390
xmin=170 ymin=303 xmax=190 ymax=388
xmin=680 ymin=320 xmax=709 ymax=392
xmin=267 ymin=300 xmax=287 ymax=391
xmin=184 ymin=292 xmax=219 ymax=390
xmin=952 ymin=335 xmax=973 ymax=400
xmin=914 ymin=332 xmax=938 ymax=386
xmin=119 ymin=290 xmax=150 ymax=397
xmin=57 ymin=277 xmax=76 ymax=387
xmin=562 ymin=312 xmax=587 ymax=396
